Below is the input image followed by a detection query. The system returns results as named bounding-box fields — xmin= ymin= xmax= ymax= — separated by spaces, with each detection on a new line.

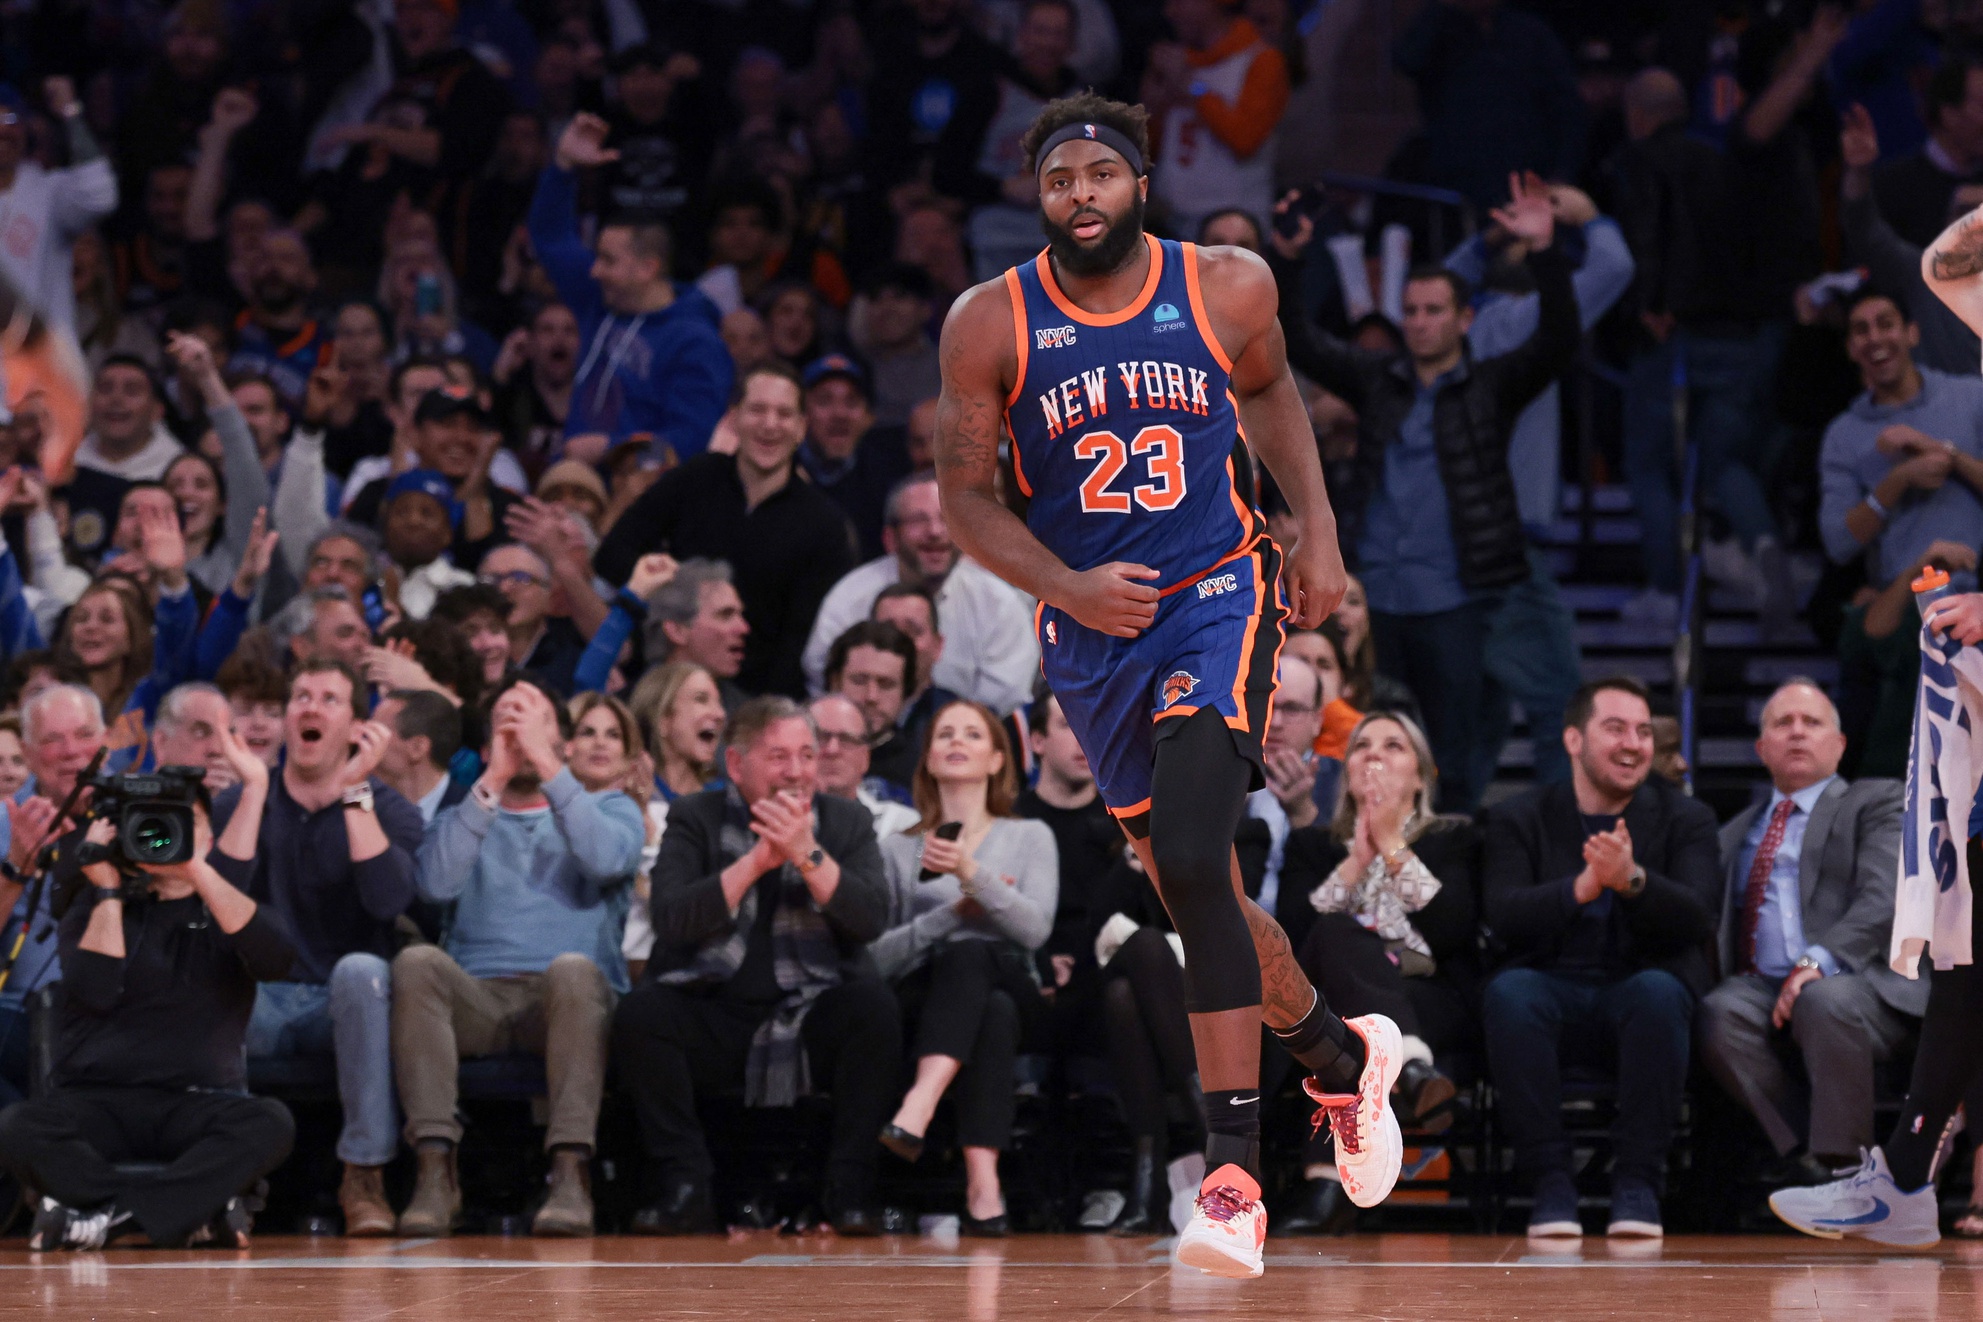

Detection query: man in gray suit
xmin=1699 ymin=679 xmax=1922 ymax=1181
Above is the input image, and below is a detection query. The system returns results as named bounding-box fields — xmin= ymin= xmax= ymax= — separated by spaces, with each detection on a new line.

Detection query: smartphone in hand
xmin=918 ymin=820 xmax=964 ymax=881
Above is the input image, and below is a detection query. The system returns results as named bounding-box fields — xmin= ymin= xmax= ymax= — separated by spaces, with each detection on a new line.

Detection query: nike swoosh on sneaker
xmin=1814 ymin=1198 xmax=1891 ymax=1227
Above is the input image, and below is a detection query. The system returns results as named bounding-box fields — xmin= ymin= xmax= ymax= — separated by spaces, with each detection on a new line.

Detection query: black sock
xmin=1203 ymin=1089 xmax=1262 ymax=1182
xmin=1273 ymin=994 xmax=1365 ymax=1094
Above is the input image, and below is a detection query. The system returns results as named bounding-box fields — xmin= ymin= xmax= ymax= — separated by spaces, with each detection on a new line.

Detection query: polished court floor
xmin=6 ymin=1234 xmax=1983 ymax=1321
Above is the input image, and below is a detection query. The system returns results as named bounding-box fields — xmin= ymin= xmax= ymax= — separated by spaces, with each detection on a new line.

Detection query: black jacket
xmin=594 ymin=452 xmax=857 ymax=697
xmin=54 ymin=887 xmax=295 ymax=1092
xmin=1610 ymin=120 xmax=1752 ymax=331
xmin=1274 ymin=244 xmax=1579 ymax=592
xmin=1480 ymin=778 xmax=1722 ymax=995
xmin=644 ymin=790 xmax=890 ymax=988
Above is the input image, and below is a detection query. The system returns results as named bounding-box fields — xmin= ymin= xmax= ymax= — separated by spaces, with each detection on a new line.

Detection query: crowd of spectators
xmin=0 ymin=0 xmax=1974 ymax=1247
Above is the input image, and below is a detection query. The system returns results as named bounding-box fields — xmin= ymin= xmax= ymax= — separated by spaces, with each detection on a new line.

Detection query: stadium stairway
xmin=1485 ymin=484 xmax=1832 ymax=823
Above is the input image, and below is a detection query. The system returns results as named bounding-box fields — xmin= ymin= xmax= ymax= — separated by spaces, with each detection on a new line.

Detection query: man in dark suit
xmin=609 ymin=696 xmax=900 ymax=1237
xmin=1481 ymin=676 xmax=1721 ymax=1240
xmin=1698 ymin=679 xmax=1918 ymax=1182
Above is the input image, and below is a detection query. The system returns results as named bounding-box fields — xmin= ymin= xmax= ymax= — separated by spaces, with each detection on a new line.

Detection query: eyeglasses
xmin=479 ymin=570 xmax=547 ymax=590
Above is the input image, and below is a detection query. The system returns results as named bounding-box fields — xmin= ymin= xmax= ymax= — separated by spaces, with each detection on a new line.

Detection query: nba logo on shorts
xmin=1162 ymin=671 xmax=1199 ymax=707
xmin=1045 ymin=620 xmax=1057 ymax=646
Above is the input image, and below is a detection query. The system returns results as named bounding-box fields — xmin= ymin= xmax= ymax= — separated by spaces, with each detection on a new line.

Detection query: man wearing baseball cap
xmin=380 ymin=468 xmax=474 ymax=620
xmin=797 ymin=353 xmax=913 ymax=560
xmin=348 ymin=385 xmax=519 ymax=569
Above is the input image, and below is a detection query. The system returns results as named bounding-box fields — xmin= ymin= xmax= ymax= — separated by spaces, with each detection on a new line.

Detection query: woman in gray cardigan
xmin=871 ymin=699 xmax=1057 ymax=1235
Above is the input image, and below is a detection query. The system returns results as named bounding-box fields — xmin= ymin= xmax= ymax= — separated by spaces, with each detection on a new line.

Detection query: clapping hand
xmin=339 ymin=721 xmax=393 ymax=791
xmin=5 ymin=796 xmax=58 ymax=873
xmin=1582 ymin=821 xmax=1637 ymax=893
xmin=750 ymin=790 xmax=819 ymax=869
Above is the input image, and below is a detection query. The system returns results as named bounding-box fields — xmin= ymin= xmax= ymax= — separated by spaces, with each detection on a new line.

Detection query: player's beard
xmin=1041 ymin=192 xmax=1146 ymax=278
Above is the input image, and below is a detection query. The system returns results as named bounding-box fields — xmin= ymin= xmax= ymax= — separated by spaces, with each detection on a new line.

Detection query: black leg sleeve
xmin=1148 ymin=708 xmax=1260 ymax=1014
xmin=1886 ymin=844 xmax=1983 ymax=1191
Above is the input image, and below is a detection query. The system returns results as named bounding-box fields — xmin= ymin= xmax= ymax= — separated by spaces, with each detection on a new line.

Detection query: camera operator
xmin=0 ymin=791 xmax=297 ymax=1250
xmin=208 ymin=658 xmax=423 ymax=1237
xmin=0 ymin=685 xmax=110 ymax=1104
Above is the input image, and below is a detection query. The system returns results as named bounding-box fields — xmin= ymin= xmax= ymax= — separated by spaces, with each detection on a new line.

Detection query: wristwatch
xmin=1793 ymin=954 xmax=1825 ymax=975
xmin=796 ymin=847 xmax=825 ymax=876
xmin=341 ymin=783 xmax=375 ymax=814
xmin=1622 ymin=864 xmax=1647 ymax=898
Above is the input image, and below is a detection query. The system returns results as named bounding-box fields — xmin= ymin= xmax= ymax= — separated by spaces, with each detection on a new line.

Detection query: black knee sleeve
xmin=1148 ymin=708 xmax=1260 ymax=1014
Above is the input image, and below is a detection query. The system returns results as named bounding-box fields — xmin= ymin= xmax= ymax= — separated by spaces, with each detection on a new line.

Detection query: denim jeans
xmin=1371 ymin=599 xmax=1498 ymax=813
xmin=1478 ymin=550 xmax=1584 ymax=792
xmin=1482 ymin=966 xmax=1693 ymax=1190
xmin=1622 ymin=331 xmax=1778 ymax=593
xmin=246 ymin=952 xmax=397 ymax=1166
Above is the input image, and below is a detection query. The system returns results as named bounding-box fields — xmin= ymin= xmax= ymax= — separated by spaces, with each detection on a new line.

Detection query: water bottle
xmin=1915 ymin=566 xmax=1953 ymax=636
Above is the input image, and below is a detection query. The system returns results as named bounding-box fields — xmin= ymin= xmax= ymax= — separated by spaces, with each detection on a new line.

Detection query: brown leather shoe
xmin=340 ymin=1163 xmax=396 ymax=1237
xmin=396 ymin=1142 xmax=461 ymax=1237
xmin=532 ymin=1146 xmax=595 ymax=1237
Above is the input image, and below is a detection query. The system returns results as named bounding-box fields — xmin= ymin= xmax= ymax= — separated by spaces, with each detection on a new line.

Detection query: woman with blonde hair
xmin=1274 ymin=709 xmax=1481 ymax=1233
xmin=627 ymin=661 xmax=726 ymax=800
xmin=870 ymin=699 xmax=1057 ymax=1235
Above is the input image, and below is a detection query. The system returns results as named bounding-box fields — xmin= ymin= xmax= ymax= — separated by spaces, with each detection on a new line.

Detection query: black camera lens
xmin=127 ymin=814 xmax=180 ymax=858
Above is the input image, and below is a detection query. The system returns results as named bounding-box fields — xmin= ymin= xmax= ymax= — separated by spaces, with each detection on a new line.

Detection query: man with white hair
xmin=1698 ymin=679 xmax=1915 ymax=1185
xmin=0 ymin=685 xmax=109 ymax=1102
xmin=150 ymin=682 xmax=239 ymax=792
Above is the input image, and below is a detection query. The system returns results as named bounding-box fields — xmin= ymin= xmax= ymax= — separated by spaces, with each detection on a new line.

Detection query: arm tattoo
xmin=1243 ymin=897 xmax=1317 ymax=1030
xmin=1932 ymin=212 xmax=1983 ymax=281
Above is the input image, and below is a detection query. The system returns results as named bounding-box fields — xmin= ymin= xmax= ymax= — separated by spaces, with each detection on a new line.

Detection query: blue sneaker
xmin=1606 ymin=1175 xmax=1662 ymax=1238
xmin=1527 ymin=1170 xmax=1581 ymax=1239
xmin=1769 ymin=1147 xmax=1940 ymax=1247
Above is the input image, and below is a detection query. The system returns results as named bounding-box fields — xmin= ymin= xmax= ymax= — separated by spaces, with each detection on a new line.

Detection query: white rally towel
xmin=1894 ymin=620 xmax=1983 ymax=975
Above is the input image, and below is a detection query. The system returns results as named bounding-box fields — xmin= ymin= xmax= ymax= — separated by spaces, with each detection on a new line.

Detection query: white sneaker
xmin=1174 ymin=1164 xmax=1267 ymax=1279
xmin=1769 ymin=1146 xmax=1941 ymax=1248
xmin=1303 ymin=1014 xmax=1404 ymax=1208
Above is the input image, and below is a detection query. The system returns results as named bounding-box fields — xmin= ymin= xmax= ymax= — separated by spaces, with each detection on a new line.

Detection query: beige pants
xmin=391 ymin=945 xmax=616 ymax=1151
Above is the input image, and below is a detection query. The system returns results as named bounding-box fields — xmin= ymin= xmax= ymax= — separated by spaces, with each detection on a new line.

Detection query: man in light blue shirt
xmin=1698 ymin=679 xmax=1920 ymax=1178
xmin=392 ymin=675 xmax=643 ymax=1238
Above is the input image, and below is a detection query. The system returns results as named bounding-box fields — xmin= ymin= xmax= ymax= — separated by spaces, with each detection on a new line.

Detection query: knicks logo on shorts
xmin=1161 ymin=670 xmax=1199 ymax=708
xmin=1196 ymin=573 xmax=1239 ymax=600
xmin=1035 ymin=325 xmax=1077 ymax=349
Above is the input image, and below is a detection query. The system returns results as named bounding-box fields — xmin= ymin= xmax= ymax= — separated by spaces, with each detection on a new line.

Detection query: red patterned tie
xmin=1736 ymin=798 xmax=1796 ymax=974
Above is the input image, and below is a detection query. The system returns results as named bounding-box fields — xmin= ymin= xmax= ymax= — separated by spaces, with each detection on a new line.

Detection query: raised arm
xmin=1924 ymin=201 xmax=1983 ymax=334
xmin=1201 ymin=245 xmax=1348 ymax=626
xmin=933 ymin=279 xmax=1159 ymax=639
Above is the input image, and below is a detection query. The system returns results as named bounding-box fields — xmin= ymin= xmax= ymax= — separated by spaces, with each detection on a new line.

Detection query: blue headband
xmin=1034 ymin=121 xmax=1145 ymax=178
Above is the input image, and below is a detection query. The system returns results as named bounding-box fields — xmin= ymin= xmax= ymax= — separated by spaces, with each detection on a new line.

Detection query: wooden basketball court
xmin=6 ymin=1233 xmax=1976 ymax=1320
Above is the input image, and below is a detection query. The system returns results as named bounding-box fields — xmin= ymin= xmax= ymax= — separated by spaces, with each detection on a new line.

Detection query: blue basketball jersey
xmin=1003 ymin=234 xmax=1264 ymax=590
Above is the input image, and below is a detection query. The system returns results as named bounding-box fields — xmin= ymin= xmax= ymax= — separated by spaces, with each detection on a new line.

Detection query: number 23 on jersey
xmin=1074 ymin=424 xmax=1186 ymax=515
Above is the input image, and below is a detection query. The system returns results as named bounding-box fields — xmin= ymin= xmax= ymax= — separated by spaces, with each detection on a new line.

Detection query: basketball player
xmin=1772 ymin=202 xmax=1983 ymax=1248
xmin=933 ymin=93 xmax=1399 ymax=1278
